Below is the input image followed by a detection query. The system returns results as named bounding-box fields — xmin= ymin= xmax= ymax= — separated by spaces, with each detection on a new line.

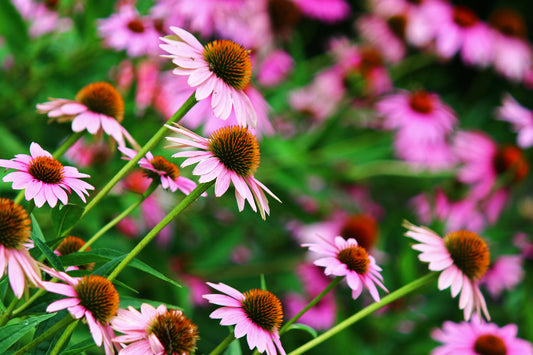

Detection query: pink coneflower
xmin=98 ymin=3 xmax=161 ymax=57
xmin=203 ymin=282 xmax=286 ymax=355
xmin=292 ymin=0 xmax=350 ymax=23
xmin=488 ymin=8 xmax=532 ymax=82
xmin=12 ymin=0 xmax=72 ymax=38
xmin=432 ymin=4 xmax=493 ymax=67
xmin=159 ymin=26 xmax=257 ymax=127
xmin=303 ymin=236 xmax=387 ymax=302
xmin=355 ymin=14 xmax=406 ymax=64
xmin=118 ymin=147 xmax=197 ymax=194
xmin=404 ymin=222 xmax=490 ymax=321
xmin=495 ymin=94 xmax=533 ymax=148
xmin=0 ymin=142 xmax=94 ymax=208
xmin=37 ymin=82 xmax=130 ymax=147
xmin=256 ymin=49 xmax=294 ymax=87
xmin=0 ymin=198 xmax=43 ymax=298
xmin=431 ymin=318 xmax=533 ymax=355
xmin=55 ymin=236 xmax=94 ymax=271
xmin=166 ymin=124 xmax=280 ymax=219
xmin=112 ymin=303 xmax=199 ymax=355
xmin=481 ymin=255 xmax=524 ymax=299
xmin=64 ymin=137 xmax=113 ymax=168
xmin=42 ymin=269 xmax=119 ymax=355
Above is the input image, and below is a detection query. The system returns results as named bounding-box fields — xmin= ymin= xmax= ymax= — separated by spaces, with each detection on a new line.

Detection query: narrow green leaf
xmin=0 ymin=313 xmax=56 ymax=351
xmin=59 ymin=338 xmax=95 ymax=355
xmin=285 ymin=323 xmax=318 ymax=339
xmin=0 ymin=1 xmax=29 ymax=58
xmin=225 ymin=337 xmax=242 ymax=355
xmin=30 ymin=214 xmax=45 ymax=242
xmin=260 ymin=274 xmax=267 ymax=291
xmin=32 ymin=237 xmax=64 ymax=272
xmin=51 ymin=204 xmax=84 ymax=238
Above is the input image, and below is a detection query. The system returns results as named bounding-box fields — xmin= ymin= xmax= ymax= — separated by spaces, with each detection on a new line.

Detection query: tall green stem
xmin=0 ymin=297 xmax=19 ymax=326
xmin=107 ymin=181 xmax=213 ymax=282
xmin=80 ymin=182 xmax=159 ymax=251
xmin=12 ymin=315 xmax=75 ymax=355
xmin=287 ymin=273 xmax=437 ymax=355
xmin=49 ymin=318 xmax=79 ymax=355
xmin=280 ymin=276 xmax=342 ymax=335
xmin=208 ymin=332 xmax=236 ymax=355
xmin=74 ymin=92 xmax=197 ymax=226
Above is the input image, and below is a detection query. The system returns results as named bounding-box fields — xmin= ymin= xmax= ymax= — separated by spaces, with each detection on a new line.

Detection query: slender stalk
xmin=0 ymin=297 xmax=19 ymax=326
xmin=14 ymin=190 xmax=24 ymax=205
xmin=208 ymin=332 xmax=236 ymax=355
xmin=287 ymin=273 xmax=437 ymax=355
xmin=52 ymin=131 xmax=85 ymax=159
xmin=107 ymin=181 xmax=213 ymax=282
xmin=279 ymin=276 xmax=343 ymax=335
xmin=76 ymin=92 xmax=197 ymax=224
xmin=25 ymin=200 xmax=35 ymax=216
xmin=13 ymin=288 xmax=46 ymax=316
xmin=12 ymin=315 xmax=75 ymax=355
xmin=49 ymin=319 xmax=79 ymax=355
xmin=80 ymin=182 xmax=159 ymax=251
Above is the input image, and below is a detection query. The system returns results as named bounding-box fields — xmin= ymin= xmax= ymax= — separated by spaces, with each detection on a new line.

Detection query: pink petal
xmin=46 ymin=297 xmax=81 ymax=312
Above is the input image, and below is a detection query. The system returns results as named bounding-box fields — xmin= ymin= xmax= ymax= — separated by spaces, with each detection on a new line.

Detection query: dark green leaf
xmin=59 ymin=337 xmax=95 ymax=355
xmin=30 ymin=214 xmax=45 ymax=242
xmin=51 ymin=204 xmax=84 ymax=238
xmin=0 ymin=313 xmax=56 ymax=351
xmin=0 ymin=2 xmax=29 ymax=58
xmin=285 ymin=323 xmax=318 ymax=339
xmin=32 ymin=237 xmax=64 ymax=272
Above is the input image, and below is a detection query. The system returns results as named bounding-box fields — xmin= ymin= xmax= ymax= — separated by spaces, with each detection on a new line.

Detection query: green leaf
xmin=0 ymin=313 xmax=56 ymax=351
xmin=30 ymin=214 xmax=45 ymax=243
xmin=260 ymin=274 xmax=267 ymax=291
xmin=59 ymin=337 xmax=95 ymax=355
xmin=0 ymin=2 xmax=29 ymax=58
xmin=32 ymin=237 xmax=64 ymax=272
xmin=59 ymin=248 xmax=181 ymax=288
xmin=285 ymin=323 xmax=318 ymax=339
xmin=225 ymin=337 xmax=242 ymax=355
xmin=51 ymin=204 xmax=84 ymax=238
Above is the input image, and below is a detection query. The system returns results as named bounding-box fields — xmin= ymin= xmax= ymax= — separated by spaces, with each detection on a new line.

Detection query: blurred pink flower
xmin=431 ymin=318 xmax=533 ymax=355
xmin=112 ymin=303 xmax=199 ymax=354
xmin=98 ymin=3 xmax=161 ymax=57
xmin=12 ymin=0 xmax=72 ymax=38
xmin=64 ymin=138 xmax=113 ymax=168
xmin=404 ymin=222 xmax=490 ymax=321
xmin=134 ymin=60 xmax=160 ymax=114
xmin=37 ymin=82 xmax=131 ymax=147
xmin=513 ymin=233 xmax=533 ymax=260
xmin=481 ymin=255 xmax=524 ymax=299
xmin=292 ymin=0 xmax=350 ymax=23
xmin=42 ymin=269 xmax=119 ymax=355
xmin=0 ymin=198 xmax=42 ymax=298
xmin=355 ymin=14 xmax=406 ymax=64
xmin=203 ymin=282 xmax=286 ymax=355
xmin=495 ymin=94 xmax=533 ymax=148
xmin=303 ymin=236 xmax=387 ymax=302
xmin=488 ymin=8 xmax=532 ymax=82
xmin=160 ymin=27 xmax=257 ymax=127
xmin=166 ymin=125 xmax=280 ymax=219
xmin=257 ymin=49 xmax=294 ymax=87
xmin=0 ymin=142 xmax=94 ymax=208
xmin=432 ymin=4 xmax=493 ymax=67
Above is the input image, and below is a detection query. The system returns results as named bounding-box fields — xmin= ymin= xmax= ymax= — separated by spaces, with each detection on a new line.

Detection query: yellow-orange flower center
xmin=0 ymin=198 xmax=31 ymax=249
xmin=241 ymin=289 xmax=283 ymax=332
xmin=453 ymin=6 xmax=478 ymax=28
xmin=473 ymin=334 xmax=507 ymax=355
xmin=75 ymin=82 xmax=124 ymax=122
xmin=148 ymin=309 xmax=199 ymax=355
xmin=409 ymin=90 xmax=434 ymax=114
xmin=127 ymin=19 xmax=145 ymax=33
xmin=203 ymin=40 xmax=252 ymax=90
xmin=493 ymin=145 xmax=529 ymax=184
xmin=74 ymin=275 xmax=119 ymax=323
xmin=444 ymin=231 xmax=490 ymax=280
xmin=28 ymin=156 xmax=64 ymax=184
xmin=340 ymin=215 xmax=378 ymax=251
xmin=208 ymin=126 xmax=260 ymax=177
xmin=147 ymin=156 xmax=180 ymax=180
xmin=337 ymin=245 xmax=370 ymax=274
xmin=57 ymin=236 xmax=94 ymax=270
xmin=489 ymin=8 xmax=527 ymax=38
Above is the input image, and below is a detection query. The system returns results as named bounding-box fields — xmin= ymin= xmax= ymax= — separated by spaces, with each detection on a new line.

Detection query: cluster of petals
xmin=118 ymin=146 xmax=197 ymax=194
xmin=0 ymin=142 xmax=94 ymax=208
xmin=41 ymin=268 xmax=116 ymax=355
xmin=404 ymin=222 xmax=490 ymax=321
xmin=495 ymin=94 xmax=533 ymax=148
xmin=431 ymin=318 xmax=533 ymax=355
xmin=165 ymin=125 xmax=280 ymax=220
xmin=37 ymin=98 xmax=129 ymax=147
xmin=481 ymin=255 xmax=524 ymax=299
xmin=303 ymin=236 xmax=387 ymax=302
xmin=355 ymin=14 xmax=406 ymax=64
xmin=159 ymin=26 xmax=257 ymax=128
xmin=12 ymin=0 xmax=72 ymax=38
xmin=0 ymin=243 xmax=42 ymax=299
xmin=203 ymin=282 xmax=286 ymax=355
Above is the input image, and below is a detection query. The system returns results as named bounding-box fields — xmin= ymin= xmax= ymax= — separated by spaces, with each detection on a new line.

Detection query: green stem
xmin=287 ymin=273 xmax=437 ymax=355
xmin=14 ymin=190 xmax=24 ymax=205
xmin=12 ymin=315 xmax=75 ymax=355
xmin=79 ymin=182 xmax=159 ymax=251
xmin=12 ymin=288 xmax=46 ymax=316
xmin=25 ymin=200 xmax=35 ymax=216
xmin=49 ymin=318 xmax=79 ymax=355
xmin=208 ymin=331 xmax=236 ymax=355
xmin=107 ymin=180 xmax=213 ymax=282
xmin=72 ymin=92 xmax=197 ymax=230
xmin=279 ymin=276 xmax=342 ymax=335
xmin=0 ymin=297 xmax=19 ymax=326
xmin=52 ymin=131 xmax=84 ymax=159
